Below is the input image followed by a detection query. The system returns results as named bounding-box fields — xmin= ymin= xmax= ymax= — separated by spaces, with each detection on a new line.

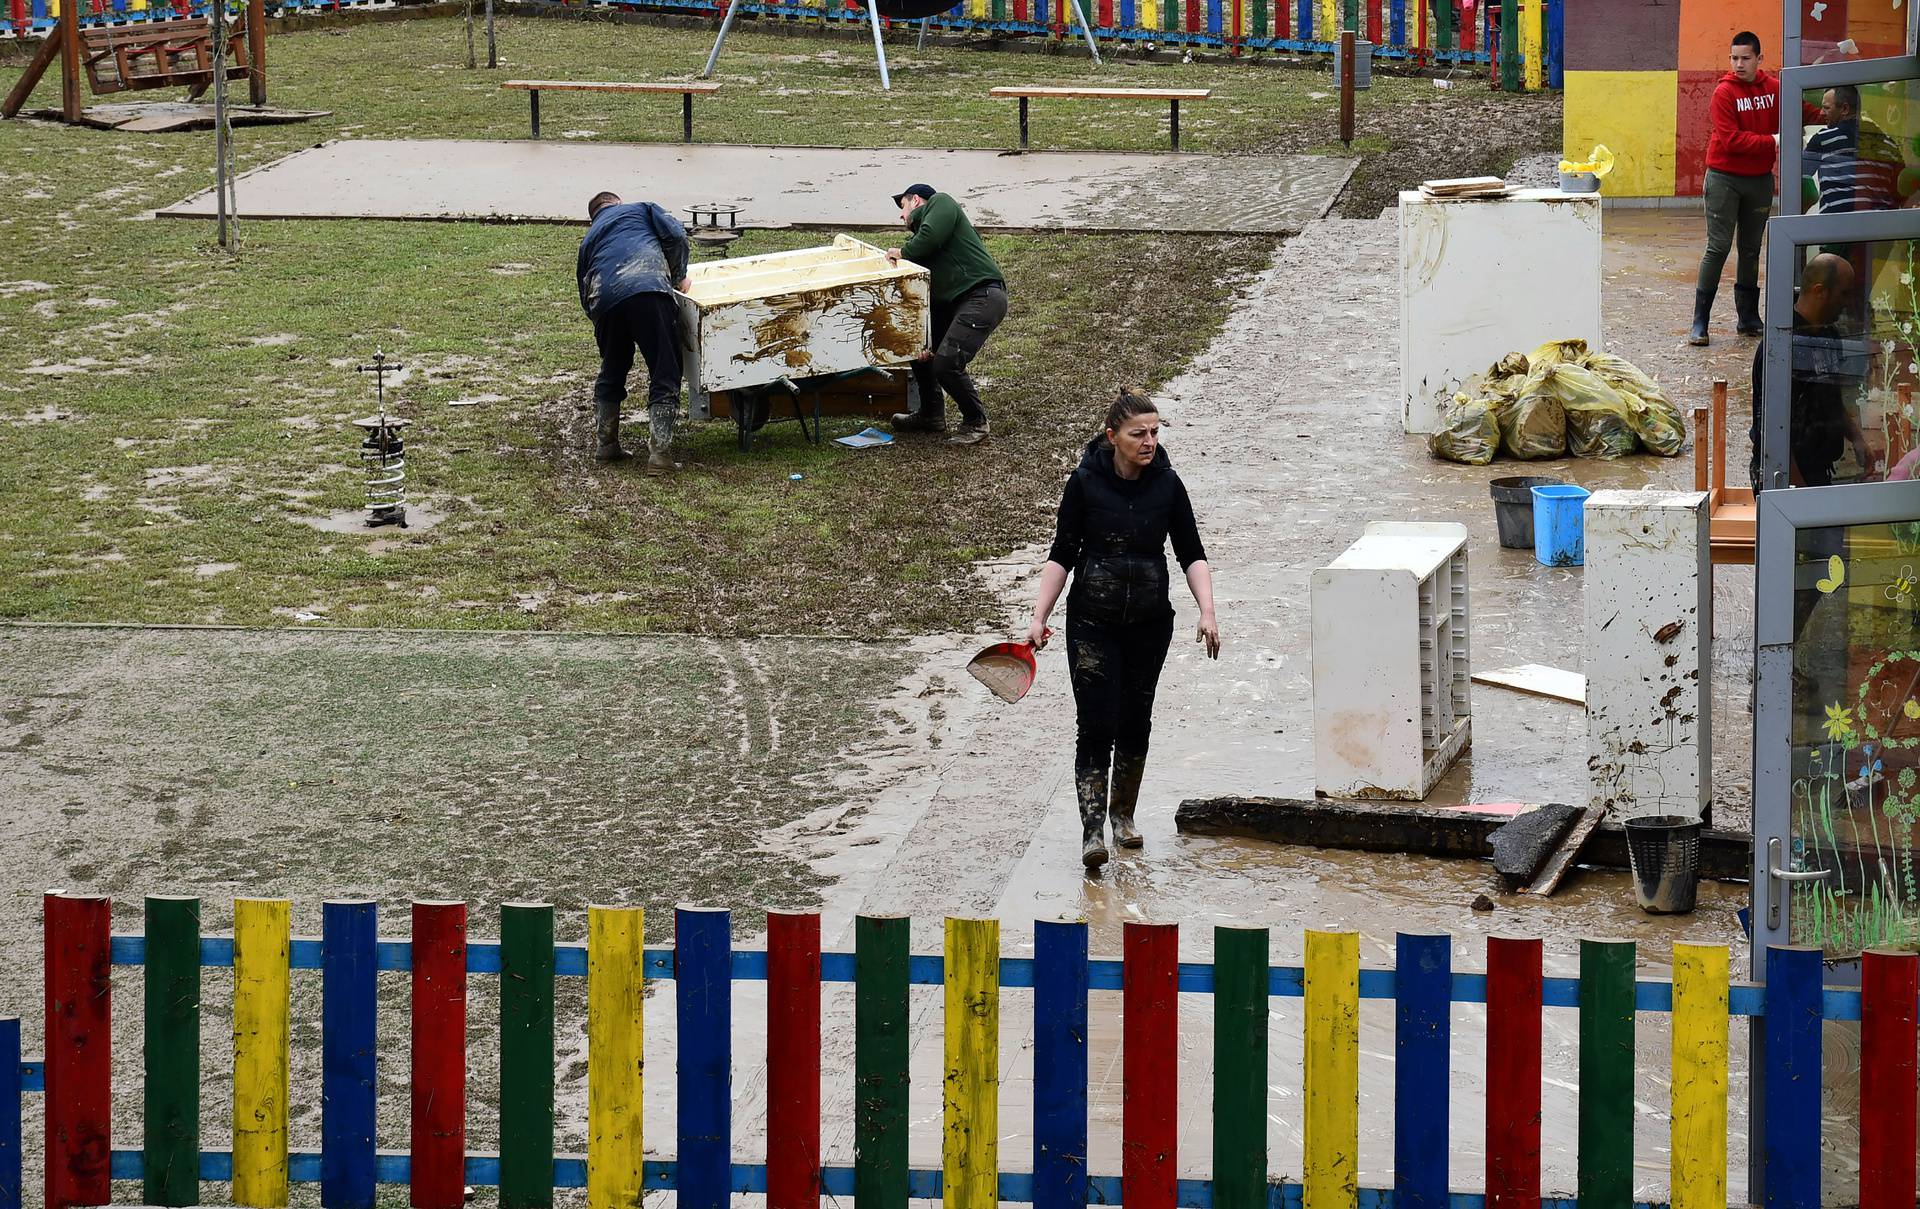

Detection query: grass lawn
xmin=0 ymin=14 xmax=1558 ymax=635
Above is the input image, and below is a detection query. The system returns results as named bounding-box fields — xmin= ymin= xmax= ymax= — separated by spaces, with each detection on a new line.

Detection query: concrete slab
xmin=154 ymin=139 xmax=1357 ymax=234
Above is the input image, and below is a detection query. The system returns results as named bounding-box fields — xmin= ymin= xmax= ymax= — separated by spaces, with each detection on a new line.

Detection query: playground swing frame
xmin=1 ymin=0 xmax=267 ymax=125
xmin=698 ymin=0 xmax=1100 ymax=92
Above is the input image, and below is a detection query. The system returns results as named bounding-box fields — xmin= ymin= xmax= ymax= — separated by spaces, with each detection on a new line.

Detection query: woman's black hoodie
xmin=1047 ymin=435 xmax=1207 ymax=627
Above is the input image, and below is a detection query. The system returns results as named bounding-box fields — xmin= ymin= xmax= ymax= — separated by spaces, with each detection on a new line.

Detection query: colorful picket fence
xmin=2 ymin=0 xmax=383 ymax=37
xmin=1 ymin=893 xmax=1904 ymax=1209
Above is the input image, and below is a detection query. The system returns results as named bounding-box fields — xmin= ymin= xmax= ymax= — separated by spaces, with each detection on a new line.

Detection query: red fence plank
xmin=44 ymin=893 xmax=110 ymax=1209
xmin=411 ymin=902 xmax=467 ymax=1209
xmin=767 ymin=911 xmax=822 ymax=1209
xmin=1862 ymin=949 xmax=1919 ymax=1209
xmin=1123 ymin=922 xmax=1177 ymax=1209
xmin=1486 ymin=936 xmax=1542 ymax=1209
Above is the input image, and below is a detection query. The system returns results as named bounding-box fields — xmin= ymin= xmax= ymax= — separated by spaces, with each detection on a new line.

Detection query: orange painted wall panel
xmin=1677 ymin=0 xmax=1783 ymax=71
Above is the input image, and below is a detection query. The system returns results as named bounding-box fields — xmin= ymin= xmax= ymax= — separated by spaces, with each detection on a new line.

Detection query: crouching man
xmin=578 ymin=190 xmax=691 ymax=474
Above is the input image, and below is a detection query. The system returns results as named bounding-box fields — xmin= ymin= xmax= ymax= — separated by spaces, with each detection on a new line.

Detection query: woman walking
xmin=1027 ymin=388 xmax=1221 ymax=869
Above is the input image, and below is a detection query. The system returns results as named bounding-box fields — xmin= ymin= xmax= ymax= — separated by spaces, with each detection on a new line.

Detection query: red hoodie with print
xmin=1706 ymin=68 xmax=1817 ymax=176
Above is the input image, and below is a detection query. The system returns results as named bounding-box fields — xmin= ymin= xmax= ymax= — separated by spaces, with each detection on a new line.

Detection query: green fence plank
xmin=1499 ymin=0 xmax=1520 ymax=90
xmin=855 ymin=915 xmax=910 ymax=1209
xmin=1213 ymin=926 xmax=1270 ymax=1209
xmin=1578 ymin=939 xmax=1635 ymax=1209
xmin=1435 ymin=0 xmax=1452 ymax=51
xmin=1252 ymin=0 xmax=1266 ymax=40
xmin=144 ymin=895 xmax=200 ymax=1208
xmin=501 ymin=903 xmax=556 ymax=1209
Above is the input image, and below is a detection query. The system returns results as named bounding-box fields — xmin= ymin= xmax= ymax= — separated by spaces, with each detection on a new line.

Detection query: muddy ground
xmin=0 ymin=203 xmax=1805 ymax=1203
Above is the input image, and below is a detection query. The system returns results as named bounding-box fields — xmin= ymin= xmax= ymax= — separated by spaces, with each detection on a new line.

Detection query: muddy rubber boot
xmin=1109 ymin=753 xmax=1146 ymax=849
xmin=1734 ymin=285 xmax=1763 ymax=336
xmin=1077 ymin=768 xmax=1109 ymax=869
xmin=1688 ymin=288 xmax=1714 ymax=347
xmin=594 ymin=401 xmax=630 ymax=462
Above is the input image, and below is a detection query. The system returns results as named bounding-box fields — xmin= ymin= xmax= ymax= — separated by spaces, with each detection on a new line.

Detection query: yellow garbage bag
xmin=1579 ymin=349 xmax=1686 ymax=457
xmin=1547 ymin=363 xmax=1640 ymax=459
xmin=1428 ymin=397 xmax=1502 ymax=465
xmin=1528 ymin=338 xmax=1590 ymax=369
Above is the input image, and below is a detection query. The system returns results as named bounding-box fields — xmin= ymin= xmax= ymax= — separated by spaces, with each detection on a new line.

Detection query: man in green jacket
xmin=885 ymin=184 xmax=1009 ymax=445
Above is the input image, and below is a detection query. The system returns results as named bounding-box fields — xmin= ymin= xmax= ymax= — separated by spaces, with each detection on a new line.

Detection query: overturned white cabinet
xmin=1312 ymin=522 xmax=1472 ymax=800
xmin=1585 ymin=490 xmax=1712 ymax=821
xmin=1399 ymin=188 xmax=1603 ymax=434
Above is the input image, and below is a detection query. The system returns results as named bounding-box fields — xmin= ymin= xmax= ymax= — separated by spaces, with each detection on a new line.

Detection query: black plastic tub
xmin=1489 ymin=475 xmax=1564 ymax=549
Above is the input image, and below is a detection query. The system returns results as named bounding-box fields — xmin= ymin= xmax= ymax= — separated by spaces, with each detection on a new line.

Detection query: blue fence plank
xmin=0 ymin=1019 xmax=18 ymax=1209
xmin=1033 ymin=919 xmax=1089 ymax=1209
xmin=1544 ymin=0 xmax=1562 ymax=88
xmin=1763 ymin=946 xmax=1822 ymax=1209
xmin=677 ymin=906 xmax=732 ymax=1209
xmin=1395 ymin=934 xmax=1450 ymax=1209
xmin=1388 ymin=0 xmax=1402 ymax=47
xmin=321 ymin=901 xmax=378 ymax=1209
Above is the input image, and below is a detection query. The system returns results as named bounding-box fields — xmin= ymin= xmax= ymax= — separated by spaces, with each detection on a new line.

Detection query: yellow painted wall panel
xmin=1564 ymin=70 xmax=1678 ymax=198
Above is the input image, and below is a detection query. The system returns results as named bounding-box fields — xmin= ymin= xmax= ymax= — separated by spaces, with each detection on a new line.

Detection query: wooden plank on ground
xmin=1472 ymin=663 xmax=1585 ymax=705
xmin=1524 ymin=804 xmax=1606 ymax=896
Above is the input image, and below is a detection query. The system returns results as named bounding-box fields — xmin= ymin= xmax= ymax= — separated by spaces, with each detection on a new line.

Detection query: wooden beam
xmin=1173 ymin=795 xmax=1753 ymax=881
xmin=1 ymin=22 xmax=63 ymax=118
xmin=60 ymin=0 xmax=81 ymax=123
xmin=247 ymin=0 xmax=266 ymax=105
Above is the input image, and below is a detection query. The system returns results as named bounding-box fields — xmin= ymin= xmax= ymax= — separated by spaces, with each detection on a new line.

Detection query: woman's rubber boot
xmin=1078 ymin=768 xmax=1109 ymax=869
xmin=1109 ymin=753 xmax=1146 ymax=849
xmin=594 ymin=401 xmax=630 ymax=462
xmin=1734 ymin=285 xmax=1763 ymax=336
xmin=1688 ymin=288 xmax=1714 ymax=347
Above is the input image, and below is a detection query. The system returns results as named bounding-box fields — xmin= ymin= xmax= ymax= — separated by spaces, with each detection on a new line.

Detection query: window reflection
xmin=1800 ymin=80 xmax=1920 ymax=215
xmin=1798 ymin=0 xmax=1911 ymax=66
xmin=1788 ymin=521 xmax=1920 ymax=957
xmin=1753 ymin=240 xmax=1920 ymax=492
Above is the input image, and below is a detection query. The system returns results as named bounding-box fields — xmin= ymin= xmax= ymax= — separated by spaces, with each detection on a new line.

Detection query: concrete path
xmin=156 ymin=139 xmax=1356 ymax=234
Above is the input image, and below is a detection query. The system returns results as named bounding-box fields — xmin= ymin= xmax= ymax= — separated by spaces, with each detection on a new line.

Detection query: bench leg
xmin=1170 ymin=98 xmax=1179 ymax=150
xmin=1019 ymin=95 xmax=1029 ymax=149
xmin=683 ymin=91 xmax=693 ymax=143
xmin=529 ymin=90 xmax=540 ymax=139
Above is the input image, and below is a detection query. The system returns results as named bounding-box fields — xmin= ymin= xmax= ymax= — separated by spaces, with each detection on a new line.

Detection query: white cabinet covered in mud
xmin=1311 ymin=522 xmax=1471 ymax=800
xmin=1398 ymin=188 xmax=1603 ymax=435
xmin=675 ymin=235 xmax=930 ymax=414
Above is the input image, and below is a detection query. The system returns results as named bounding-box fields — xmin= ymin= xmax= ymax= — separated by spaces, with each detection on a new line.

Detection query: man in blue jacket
xmin=577 ymin=191 xmax=692 ymax=473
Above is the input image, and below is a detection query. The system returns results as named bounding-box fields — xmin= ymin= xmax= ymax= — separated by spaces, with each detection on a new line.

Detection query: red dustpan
xmin=967 ymin=638 xmax=1041 ymax=703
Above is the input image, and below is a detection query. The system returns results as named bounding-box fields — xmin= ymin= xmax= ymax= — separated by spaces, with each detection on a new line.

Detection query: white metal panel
xmin=1584 ymin=489 xmax=1712 ymax=821
xmin=676 ymin=234 xmax=931 ymax=394
xmin=1397 ymin=188 xmax=1603 ymax=435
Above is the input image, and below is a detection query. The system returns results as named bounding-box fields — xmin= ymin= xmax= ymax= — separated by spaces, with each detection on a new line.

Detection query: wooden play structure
xmin=0 ymin=0 xmax=265 ymax=124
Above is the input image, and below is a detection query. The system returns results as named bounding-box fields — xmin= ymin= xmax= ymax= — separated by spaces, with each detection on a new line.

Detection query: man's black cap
xmin=891 ymin=183 xmax=936 ymax=206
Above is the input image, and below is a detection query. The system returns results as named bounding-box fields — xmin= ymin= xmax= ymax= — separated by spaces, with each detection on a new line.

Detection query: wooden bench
xmin=81 ymin=17 xmax=253 ymax=97
xmin=501 ymin=80 xmax=722 ymax=142
xmin=989 ymin=85 xmax=1213 ymax=150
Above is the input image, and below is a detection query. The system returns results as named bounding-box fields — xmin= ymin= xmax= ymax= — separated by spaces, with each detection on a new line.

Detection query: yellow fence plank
xmin=943 ymin=917 xmax=999 ymax=1209
xmin=1521 ymin=0 xmax=1544 ymax=90
xmin=233 ymin=898 xmax=291 ymax=1209
xmin=1671 ymin=942 xmax=1729 ymax=1209
xmin=1304 ymin=929 xmax=1359 ymax=1209
xmin=587 ymin=905 xmax=646 ymax=1209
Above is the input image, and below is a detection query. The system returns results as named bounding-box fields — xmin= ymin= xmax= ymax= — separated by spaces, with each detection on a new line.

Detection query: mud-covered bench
xmin=989 ymin=84 xmax=1212 ymax=150
xmin=501 ymin=80 xmax=722 ymax=142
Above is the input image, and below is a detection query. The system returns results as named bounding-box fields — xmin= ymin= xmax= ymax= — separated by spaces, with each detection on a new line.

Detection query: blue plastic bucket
xmin=1531 ymin=484 xmax=1591 ymax=567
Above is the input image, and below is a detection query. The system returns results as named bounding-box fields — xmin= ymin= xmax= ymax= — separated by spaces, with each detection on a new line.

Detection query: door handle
xmin=1767 ymin=836 xmax=1832 ymax=928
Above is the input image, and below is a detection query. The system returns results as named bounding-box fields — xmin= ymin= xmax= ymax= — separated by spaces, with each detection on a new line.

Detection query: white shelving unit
xmin=1311 ymin=522 xmax=1472 ymax=800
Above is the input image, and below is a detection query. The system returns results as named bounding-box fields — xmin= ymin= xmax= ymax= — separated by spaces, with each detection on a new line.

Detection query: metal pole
xmin=213 ymin=0 xmax=231 ymax=248
xmin=917 ymin=15 xmax=929 ymax=48
xmin=485 ymin=0 xmax=496 ymax=69
xmin=701 ymin=0 xmax=743 ymax=78
xmin=865 ymin=0 xmax=891 ymax=91
xmin=1067 ymin=0 xmax=1101 ymax=63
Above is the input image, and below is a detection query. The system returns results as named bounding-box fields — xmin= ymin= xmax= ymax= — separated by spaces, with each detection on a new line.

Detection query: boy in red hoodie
xmin=1691 ymin=31 xmax=1810 ymax=346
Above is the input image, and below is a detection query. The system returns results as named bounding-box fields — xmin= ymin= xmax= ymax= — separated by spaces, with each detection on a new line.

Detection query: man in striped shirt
xmin=1806 ymin=84 xmax=1901 ymax=214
